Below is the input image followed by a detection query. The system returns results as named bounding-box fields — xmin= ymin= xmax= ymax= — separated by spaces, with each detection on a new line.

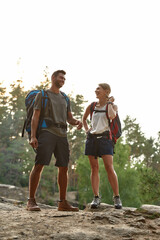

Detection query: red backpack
xmin=90 ymin=102 xmax=122 ymax=144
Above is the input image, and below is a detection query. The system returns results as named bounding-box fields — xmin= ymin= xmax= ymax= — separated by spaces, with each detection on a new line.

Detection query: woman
xmin=82 ymin=83 xmax=122 ymax=209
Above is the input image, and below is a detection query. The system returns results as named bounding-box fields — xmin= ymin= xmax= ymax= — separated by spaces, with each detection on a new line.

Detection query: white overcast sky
xmin=0 ymin=0 xmax=160 ymax=139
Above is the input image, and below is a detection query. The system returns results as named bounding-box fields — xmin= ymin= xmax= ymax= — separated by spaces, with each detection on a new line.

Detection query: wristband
xmin=108 ymin=102 xmax=113 ymax=105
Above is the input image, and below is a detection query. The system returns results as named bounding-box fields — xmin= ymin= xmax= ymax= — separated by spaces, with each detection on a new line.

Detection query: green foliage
xmin=123 ymin=116 xmax=160 ymax=205
xmin=0 ymin=83 xmax=8 ymax=123
xmin=67 ymin=95 xmax=87 ymax=190
xmin=137 ymin=166 xmax=160 ymax=205
xmin=35 ymin=66 xmax=50 ymax=90
xmin=67 ymin=94 xmax=87 ymax=161
xmin=0 ymin=137 xmax=31 ymax=186
xmin=76 ymin=155 xmax=93 ymax=207
xmin=123 ymin=115 xmax=146 ymax=159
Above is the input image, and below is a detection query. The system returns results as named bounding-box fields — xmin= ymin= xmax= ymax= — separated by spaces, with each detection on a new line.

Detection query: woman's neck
xmin=98 ymin=98 xmax=107 ymax=107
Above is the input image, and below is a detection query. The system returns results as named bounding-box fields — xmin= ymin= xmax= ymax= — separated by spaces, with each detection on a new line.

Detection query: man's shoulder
xmin=60 ymin=91 xmax=68 ymax=97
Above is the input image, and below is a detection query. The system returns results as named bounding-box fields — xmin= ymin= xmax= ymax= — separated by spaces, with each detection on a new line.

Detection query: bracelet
xmin=107 ymin=102 xmax=113 ymax=105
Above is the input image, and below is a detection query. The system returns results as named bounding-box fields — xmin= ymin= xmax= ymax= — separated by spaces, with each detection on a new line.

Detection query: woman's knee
xmin=105 ymin=164 xmax=115 ymax=174
xmin=91 ymin=164 xmax=99 ymax=174
xmin=33 ymin=164 xmax=44 ymax=173
xmin=58 ymin=166 xmax=68 ymax=174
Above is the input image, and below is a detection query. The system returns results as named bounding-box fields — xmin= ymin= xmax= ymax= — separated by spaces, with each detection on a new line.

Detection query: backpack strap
xmin=60 ymin=91 xmax=69 ymax=105
xmin=106 ymin=104 xmax=113 ymax=140
xmin=106 ymin=104 xmax=110 ymax=123
xmin=90 ymin=102 xmax=97 ymax=120
xmin=40 ymin=89 xmax=49 ymax=128
xmin=22 ymin=119 xmax=27 ymax=137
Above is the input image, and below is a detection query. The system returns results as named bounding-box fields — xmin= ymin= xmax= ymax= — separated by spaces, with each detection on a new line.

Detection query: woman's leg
xmin=88 ymin=156 xmax=99 ymax=196
xmin=102 ymin=155 xmax=119 ymax=196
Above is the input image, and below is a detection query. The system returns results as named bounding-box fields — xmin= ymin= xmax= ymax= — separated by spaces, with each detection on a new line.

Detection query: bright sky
xmin=0 ymin=0 xmax=160 ymax=139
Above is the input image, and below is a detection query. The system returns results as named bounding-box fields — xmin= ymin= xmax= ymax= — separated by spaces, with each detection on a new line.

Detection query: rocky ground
xmin=0 ymin=196 xmax=160 ymax=240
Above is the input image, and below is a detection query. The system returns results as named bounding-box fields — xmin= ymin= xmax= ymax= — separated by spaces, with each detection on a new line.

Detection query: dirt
xmin=0 ymin=197 xmax=160 ymax=240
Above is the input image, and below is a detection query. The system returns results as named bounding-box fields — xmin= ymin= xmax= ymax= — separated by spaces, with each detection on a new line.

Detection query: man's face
xmin=54 ymin=73 xmax=66 ymax=88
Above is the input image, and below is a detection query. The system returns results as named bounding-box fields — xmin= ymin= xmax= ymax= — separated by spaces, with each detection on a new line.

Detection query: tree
xmin=123 ymin=115 xmax=146 ymax=161
xmin=35 ymin=66 xmax=50 ymax=90
xmin=0 ymin=80 xmax=30 ymax=186
xmin=8 ymin=80 xmax=26 ymax=138
xmin=123 ymin=116 xmax=160 ymax=205
xmin=67 ymin=94 xmax=87 ymax=189
xmin=0 ymin=84 xmax=8 ymax=123
xmin=137 ymin=166 xmax=160 ymax=205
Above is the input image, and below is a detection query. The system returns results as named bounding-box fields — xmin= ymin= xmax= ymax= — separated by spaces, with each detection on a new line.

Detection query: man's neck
xmin=49 ymin=85 xmax=60 ymax=94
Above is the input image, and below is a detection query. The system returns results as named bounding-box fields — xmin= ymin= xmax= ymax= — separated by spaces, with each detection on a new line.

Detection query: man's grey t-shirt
xmin=34 ymin=90 xmax=71 ymax=137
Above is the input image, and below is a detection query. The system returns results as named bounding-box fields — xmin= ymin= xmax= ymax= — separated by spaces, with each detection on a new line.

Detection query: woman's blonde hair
xmin=99 ymin=83 xmax=111 ymax=97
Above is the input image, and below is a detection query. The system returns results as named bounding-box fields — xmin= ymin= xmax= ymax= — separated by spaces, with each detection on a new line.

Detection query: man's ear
xmin=51 ymin=75 xmax=55 ymax=82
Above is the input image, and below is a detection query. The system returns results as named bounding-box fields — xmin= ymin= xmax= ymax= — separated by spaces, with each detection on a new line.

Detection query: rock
xmin=0 ymin=184 xmax=28 ymax=201
xmin=0 ymin=198 xmax=160 ymax=240
xmin=141 ymin=204 xmax=160 ymax=215
xmin=0 ymin=202 xmax=19 ymax=210
xmin=85 ymin=202 xmax=114 ymax=212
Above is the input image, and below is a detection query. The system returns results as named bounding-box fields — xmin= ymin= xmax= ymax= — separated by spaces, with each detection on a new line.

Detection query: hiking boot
xmin=58 ymin=200 xmax=79 ymax=212
xmin=26 ymin=198 xmax=41 ymax=211
xmin=90 ymin=196 xmax=101 ymax=209
xmin=113 ymin=195 xmax=122 ymax=209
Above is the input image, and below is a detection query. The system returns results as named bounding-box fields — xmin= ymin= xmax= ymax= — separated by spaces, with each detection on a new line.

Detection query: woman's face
xmin=95 ymin=86 xmax=107 ymax=99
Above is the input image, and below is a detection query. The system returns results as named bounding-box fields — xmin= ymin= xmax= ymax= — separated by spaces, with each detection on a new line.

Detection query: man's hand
xmin=29 ymin=137 xmax=38 ymax=149
xmin=75 ymin=120 xmax=83 ymax=130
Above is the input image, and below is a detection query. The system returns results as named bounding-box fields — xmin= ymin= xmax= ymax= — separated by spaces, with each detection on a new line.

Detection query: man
xmin=27 ymin=70 xmax=82 ymax=211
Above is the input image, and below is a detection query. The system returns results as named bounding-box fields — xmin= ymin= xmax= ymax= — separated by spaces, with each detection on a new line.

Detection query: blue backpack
xmin=22 ymin=89 xmax=69 ymax=140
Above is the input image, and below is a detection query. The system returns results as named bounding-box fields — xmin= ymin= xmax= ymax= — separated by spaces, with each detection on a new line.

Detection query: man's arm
xmin=29 ymin=109 xmax=40 ymax=149
xmin=82 ymin=104 xmax=91 ymax=133
xmin=67 ymin=112 xmax=82 ymax=130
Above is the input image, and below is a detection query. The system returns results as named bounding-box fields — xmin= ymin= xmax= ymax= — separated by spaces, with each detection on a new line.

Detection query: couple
xmin=27 ymin=70 xmax=122 ymax=212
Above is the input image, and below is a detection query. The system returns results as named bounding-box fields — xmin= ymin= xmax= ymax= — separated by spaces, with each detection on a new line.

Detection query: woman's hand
xmin=86 ymin=128 xmax=91 ymax=134
xmin=108 ymin=96 xmax=115 ymax=102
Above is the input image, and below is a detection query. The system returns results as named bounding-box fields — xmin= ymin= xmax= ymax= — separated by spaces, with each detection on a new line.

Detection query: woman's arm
xmin=108 ymin=103 xmax=118 ymax=120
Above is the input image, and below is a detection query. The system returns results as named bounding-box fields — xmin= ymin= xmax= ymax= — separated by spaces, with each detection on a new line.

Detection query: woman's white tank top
xmin=90 ymin=104 xmax=110 ymax=134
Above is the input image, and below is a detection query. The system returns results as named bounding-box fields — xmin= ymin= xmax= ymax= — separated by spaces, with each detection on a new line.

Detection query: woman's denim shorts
xmin=85 ymin=131 xmax=113 ymax=158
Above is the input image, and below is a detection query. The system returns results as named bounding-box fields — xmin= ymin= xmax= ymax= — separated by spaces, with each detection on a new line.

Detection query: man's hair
xmin=99 ymin=83 xmax=111 ymax=95
xmin=51 ymin=70 xmax=66 ymax=79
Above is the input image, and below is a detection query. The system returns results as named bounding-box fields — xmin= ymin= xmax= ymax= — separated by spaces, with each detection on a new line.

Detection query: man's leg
xmin=29 ymin=164 xmax=44 ymax=198
xmin=57 ymin=166 xmax=79 ymax=211
xmin=58 ymin=166 xmax=68 ymax=200
xmin=27 ymin=164 xmax=44 ymax=211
